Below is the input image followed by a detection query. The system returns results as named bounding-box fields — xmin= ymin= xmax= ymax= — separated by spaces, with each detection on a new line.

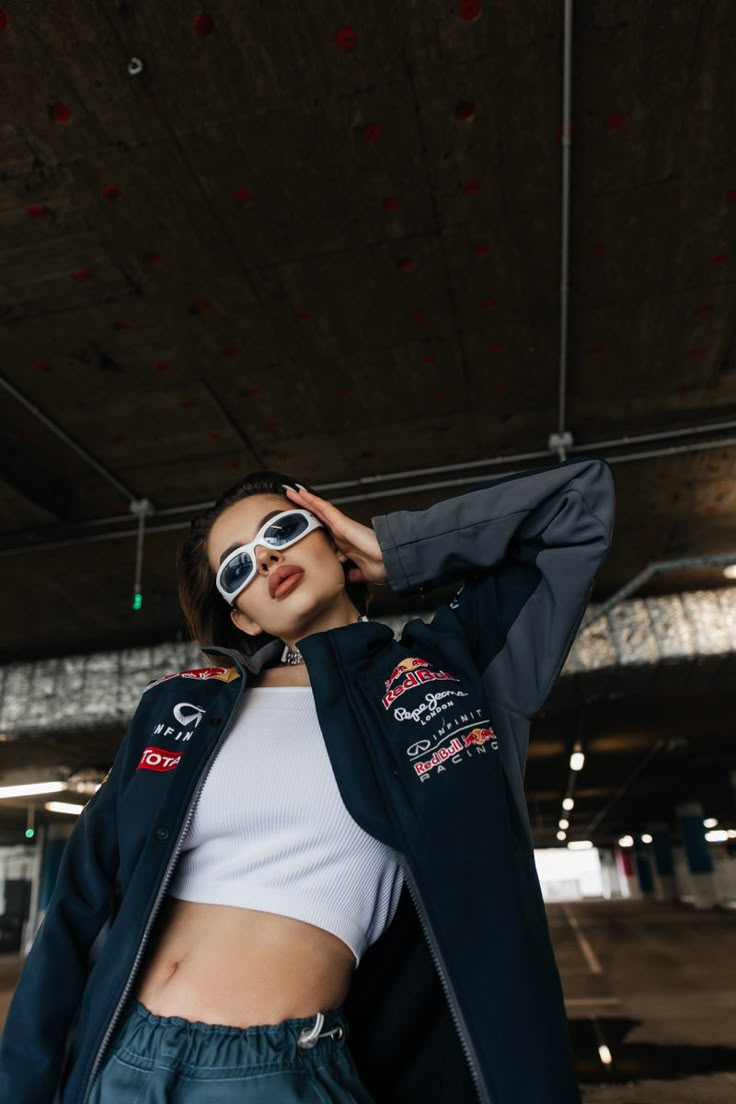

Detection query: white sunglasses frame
xmin=215 ymin=508 xmax=325 ymax=605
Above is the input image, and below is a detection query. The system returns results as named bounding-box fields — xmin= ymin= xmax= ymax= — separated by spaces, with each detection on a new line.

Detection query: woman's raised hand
xmin=283 ymin=484 xmax=389 ymax=586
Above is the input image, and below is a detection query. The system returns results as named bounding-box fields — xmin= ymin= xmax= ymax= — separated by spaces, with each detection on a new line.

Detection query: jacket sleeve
xmin=0 ymin=717 xmax=130 ymax=1103
xmin=371 ymin=454 xmax=615 ymax=719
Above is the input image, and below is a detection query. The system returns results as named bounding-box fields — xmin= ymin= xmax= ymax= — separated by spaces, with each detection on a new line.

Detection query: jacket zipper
xmin=80 ymin=679 xmax=246 ymax=1104
xmin=397 ymin=855 xmax=494 ymax=1104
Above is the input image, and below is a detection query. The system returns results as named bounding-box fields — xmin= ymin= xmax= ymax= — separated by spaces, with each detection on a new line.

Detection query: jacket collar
xmin=201 ymin=619 xmax=396 ymax=678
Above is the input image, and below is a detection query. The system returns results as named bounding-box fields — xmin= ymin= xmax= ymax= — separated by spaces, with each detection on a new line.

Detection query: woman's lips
xmin=272 ymin=570 xmax=304 ymax=598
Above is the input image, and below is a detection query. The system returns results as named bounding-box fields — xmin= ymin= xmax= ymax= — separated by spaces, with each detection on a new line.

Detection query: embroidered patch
xmin=143 ymin=665 xmax=240 ymax=694
xmin=137 ymin=747 xmax=181 ymax=772
xmin=382 ymin=656 xmax=460 ymax=711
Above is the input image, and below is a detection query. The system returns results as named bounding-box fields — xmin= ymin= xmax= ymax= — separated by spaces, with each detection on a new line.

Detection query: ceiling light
xmin=562 ymin=797 xmax=575 ymax=811
xmin=44 ymin=801 xmax=85 ymax=815
xmin=0 ymin=781 xmax=67 ymax=799
xmin=641 ymin=833 xmax=652 ymax=844
xmin=558 ymin=818 xmax=569 ymax=830
xmin=723 ymin=565 xmax=736 ymax=579
xmin=598 ymin=1045 xmax=613 ymax=1065
xmin=569 ymin=740 xmax=585 ymax=771
xmin=705 ymin=829 xmax=728 ymax=843
xmin=618 ymin=835 xmax=634 ymax=847
xmin=567 ymin=840 xmax=593 ymax=850
xmin=556 ymin=830 xmax=567 ymax=841
xmin=704 ymin=818 xmax=718 ymax=828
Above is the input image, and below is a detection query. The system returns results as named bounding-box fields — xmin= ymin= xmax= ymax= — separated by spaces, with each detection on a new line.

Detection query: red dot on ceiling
xmin=458 ymin=0 xmax=482 ymax=21
xmin=265 ymin=418 xmax=280 ymax=430
xmin=143 ymin=252 xmax=162 ymax=265
xmin=152 ymin=361 xmax=168 ymax=372
xmin=113 ymin=320 xmax=131 ymax=330
xmin=686 ymin=348 xmax=702 ymax=358
xmin=245 ymin=387 xmax=259 ymax=398
xmin=483 ymin=297 xmax=496 ymax=308
xmin=192 ymin=300 xmax=211 ymax=314
xmin=194 ymin=14 xmax=215 ymax=36
xmin=336 ymin=26 xmax=358 ymax=50
xmin=694 ymin=303 xmax=714 ymax=314
xmin=591 ymin=244 xmax=606 ymax=256
xmin=0 ymin=11 xmax=8 ymax=30
xmin=362 ymin=123 xmax=381 ymax=142
xmin=383 ymin=197 xmax=400 ymax=213
xmin=234 ymin=187 xmax=254 ymax=204
xmin=33 ymin=359 xmax=51 ymax=371
xmin=180 ymin=400 xmax=196 ymax=408
xmin=410 ymin=310 xmax=426 ymax=323
xmin=424 ymin=355 xmax=436 ymax=365
xmin=27 ymin=204 xmax=48 ymax=219
xmin=472 ymin=243 xmax=489 ymax=257
xmin=74 ymin=267 xmax=93 ymax=281
xmin=455 ymin=100 xmax=476 ymax=122
xmin=296 ymin=311 xmax=311 ymax=322
xmin=398 ymin=257 xmax=416 ymax=272
xmin=209 ymin=432 xmax=221 ymax=440
xmin=464 ymin=179 xmax=481 ymax=194
xmin=487 ymin=343 xmax=502 ymax=354
xmin=711 ymin=253 xmax=727 ymax=265
xmin=49 ymin=103 xmax=71 ymax=124
xmin=223 ymin=347 xmax=240 ymax=358
xmin=102 ymin=185 xmax=120 ymax=200
xmin=604 ymin=112 xmax=625 ymax=130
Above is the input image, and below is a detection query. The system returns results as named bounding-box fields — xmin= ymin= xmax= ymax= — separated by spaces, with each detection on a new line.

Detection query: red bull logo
xmin=137 ymin=746 xmax=181 ymax=772
xmin=463 ymin=726 xmax=496 ymax=748
xmin=144 ymin=666 xmax=241 ymax=694
xmin=384 ymin=656 xmax=431 ymax=691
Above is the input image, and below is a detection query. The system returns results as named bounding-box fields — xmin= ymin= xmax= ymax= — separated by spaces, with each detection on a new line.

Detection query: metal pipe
xmin=558 ymin=0 xmax=574 ymax=441
xmin=0 ymin=372 xmax=138 ymax=501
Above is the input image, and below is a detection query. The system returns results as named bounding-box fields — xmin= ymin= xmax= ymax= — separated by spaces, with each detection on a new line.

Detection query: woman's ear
xmin=230 ymin=604 xmax=262 ymax=638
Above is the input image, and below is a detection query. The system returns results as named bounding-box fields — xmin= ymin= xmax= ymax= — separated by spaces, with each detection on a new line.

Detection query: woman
xmin=90 ymin=471 xmax=393 ymax=1102
xmin=0 ymin=456 xmax=615 ymax=1104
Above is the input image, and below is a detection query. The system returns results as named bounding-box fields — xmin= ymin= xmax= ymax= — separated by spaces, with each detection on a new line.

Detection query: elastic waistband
xmin=111 ymin=1000 xmax=349 ymax=1071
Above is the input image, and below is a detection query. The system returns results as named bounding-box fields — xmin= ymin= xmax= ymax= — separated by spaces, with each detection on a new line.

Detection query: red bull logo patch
xmin=382 ymin=656 xmax=459 ymax=710
xmin=137 ymin=746 xmax=181 ymax=772
xmin=143 ymin=666 xmax=240 ymax=694
xmin=463 ymin=726 xmax=496 ymax=748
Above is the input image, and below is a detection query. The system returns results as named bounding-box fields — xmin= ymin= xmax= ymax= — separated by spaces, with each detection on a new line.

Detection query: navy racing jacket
xmin=0 ymin=455 xmax=615 ymax=1104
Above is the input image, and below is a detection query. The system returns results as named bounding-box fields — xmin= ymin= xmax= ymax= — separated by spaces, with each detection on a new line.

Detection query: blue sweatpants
xmin=88 ymin=999 xmax=377 ymax=1103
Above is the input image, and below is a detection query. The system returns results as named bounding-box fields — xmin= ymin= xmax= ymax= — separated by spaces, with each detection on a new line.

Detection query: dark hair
xmin=177 ymin=469 xmax=371 ymax=661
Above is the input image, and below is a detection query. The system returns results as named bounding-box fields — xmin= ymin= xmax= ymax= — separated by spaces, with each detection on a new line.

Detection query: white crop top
xmin=168 ymin=686 xmax=404 ymax=968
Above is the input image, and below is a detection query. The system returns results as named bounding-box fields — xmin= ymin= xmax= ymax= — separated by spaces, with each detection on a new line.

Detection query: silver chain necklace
xmin=280 ymin=615 xmax=369 ymax=665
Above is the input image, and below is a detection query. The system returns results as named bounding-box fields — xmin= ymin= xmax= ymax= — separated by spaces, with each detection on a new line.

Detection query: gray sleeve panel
xmin=371 ymin=455 xmax=616 ymax=720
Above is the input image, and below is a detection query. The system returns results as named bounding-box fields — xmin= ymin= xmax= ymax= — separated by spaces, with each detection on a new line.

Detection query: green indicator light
xmin=132 ymin=592 xmax=143 ymax=610
xmin=25 ymin=828 xmax=35 ymax=839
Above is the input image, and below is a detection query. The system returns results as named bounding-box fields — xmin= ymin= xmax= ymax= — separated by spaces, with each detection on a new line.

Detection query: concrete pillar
xmin=676 ymin=801 xmax=719 ymax=908
xmin=615 ymin=845 xmax=640 ymax=898
xmin=634 ymin=838 xmax=656 ymax=897
xmin=647 ymin=822 xmax=677 ymax=901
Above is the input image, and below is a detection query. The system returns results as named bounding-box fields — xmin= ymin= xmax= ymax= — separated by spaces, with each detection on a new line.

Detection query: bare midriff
xmin=133 ymin=664 xmax=355 ymax=1029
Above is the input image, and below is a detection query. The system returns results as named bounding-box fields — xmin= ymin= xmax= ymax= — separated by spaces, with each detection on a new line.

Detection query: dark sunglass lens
xmin=263 ymin=512 xmax=309 ymax=547
xmin=222 ymin=551 xmax=254 ymax=594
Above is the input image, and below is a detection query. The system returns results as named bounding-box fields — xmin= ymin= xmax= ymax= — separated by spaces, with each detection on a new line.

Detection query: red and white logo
xmin=137 ymin=746 xmax=181 ymax=772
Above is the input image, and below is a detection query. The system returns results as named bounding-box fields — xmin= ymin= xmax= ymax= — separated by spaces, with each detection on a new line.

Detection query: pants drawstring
xmin=296 ymin=1011 xmax=344 ymax=1049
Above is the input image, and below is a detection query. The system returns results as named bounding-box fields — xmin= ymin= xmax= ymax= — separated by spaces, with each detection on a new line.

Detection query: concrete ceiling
xmin=1 ymin=1 xmax=735 ymax=847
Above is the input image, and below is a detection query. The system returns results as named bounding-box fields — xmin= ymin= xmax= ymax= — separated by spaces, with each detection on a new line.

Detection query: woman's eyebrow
xmin=218 ymin=509 xmax=284 ymax=564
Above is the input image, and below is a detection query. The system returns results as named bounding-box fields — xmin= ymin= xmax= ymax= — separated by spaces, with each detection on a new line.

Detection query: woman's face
xmin=206 ymin=493 xmax=349 ymax=641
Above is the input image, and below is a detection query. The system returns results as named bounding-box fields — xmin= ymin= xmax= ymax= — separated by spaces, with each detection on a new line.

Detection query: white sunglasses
xmin=215 ymin=508 xmax=324 ymax=605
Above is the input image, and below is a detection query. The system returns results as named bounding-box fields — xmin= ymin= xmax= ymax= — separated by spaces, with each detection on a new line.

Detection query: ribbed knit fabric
xmin=168 ymin=687 xmax=404 ymax=968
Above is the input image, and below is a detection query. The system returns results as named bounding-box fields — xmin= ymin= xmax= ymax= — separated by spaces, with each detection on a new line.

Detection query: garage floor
xmin=1 ymin=897 xmax=735 ymax=1100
